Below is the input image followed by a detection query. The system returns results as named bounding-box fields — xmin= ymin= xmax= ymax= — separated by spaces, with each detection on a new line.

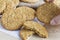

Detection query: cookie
xmin=23 ymin=21 xmax=48 ymax=38
xmin=20 ymin=29 xmax=34 ymax=40
xmin=11 ymin=0 xmax=20 ymax=6
xmin=21 ymin=0 xmax=39 ymax=3
xmin=1 ymin=9 xmax=23 ymax=30
xmin=15 ymin=6 xmax=35 ymax=21
xmin=53 ymin=0 xmax=60 ymax=8
xmin=0 ymin=0 xmax=6 ymax=13
xmin=36 ymin=3 xmax=60 ymax=24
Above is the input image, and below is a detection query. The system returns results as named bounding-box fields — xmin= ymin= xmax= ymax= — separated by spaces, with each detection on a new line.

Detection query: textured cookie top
xmin=0 ymin=0 xmax=6 ymax=13
xmin=2 ymin=9 xmax=23 ymax=30
xmin=15 ymin=6 xmax=35 ymax=21
xmin=21 ymin=0 xmax=39 ymax=3
xmin=20 ymin=29 xmax=34 ymax=40
xmin=36 ymin=3 xmax=60 ymax=24
xmin=23 ymin=21 xmax=48 ymax=38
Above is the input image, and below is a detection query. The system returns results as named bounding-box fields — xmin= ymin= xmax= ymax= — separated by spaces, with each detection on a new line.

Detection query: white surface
xmin=19 ymin=0 xmax=45 ymax=8
xmin=0 ymin=31 xmax=18 ymax=40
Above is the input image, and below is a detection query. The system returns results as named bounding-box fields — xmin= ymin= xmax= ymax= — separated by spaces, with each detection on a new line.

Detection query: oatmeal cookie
xmin=2 ymin=9 xmax=23 ymax=30
xmin=36 ymin=3 xmax=60 ymax=24
xmin=15 ymin=6 xmax=35 ymax=21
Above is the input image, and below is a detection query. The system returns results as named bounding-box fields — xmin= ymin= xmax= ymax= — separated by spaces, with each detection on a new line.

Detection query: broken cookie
xmin=23 ymin=21 xmax=48 ymax=38
xmin=20 ymin=29 xmax=34 ymax=40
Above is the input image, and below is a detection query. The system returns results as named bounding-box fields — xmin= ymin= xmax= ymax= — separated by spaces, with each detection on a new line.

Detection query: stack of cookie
xmin=0 ymin=0 xmax=60 ymax=40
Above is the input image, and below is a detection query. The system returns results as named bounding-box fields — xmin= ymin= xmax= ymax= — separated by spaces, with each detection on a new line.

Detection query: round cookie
xmin=21 ymin=0 xmax=39 ymax=3
xmin=36 ymin=3 xmax=60 ymax=24
xmin=2 ymin=9 xmax=23 ymax=30
xmin=11 ymin=0 xmax=20 ymax=6
xmin=0 ymin=0 xmax=6 ymax=13
xmin=15 ymin=6 xmax=35 ymax=21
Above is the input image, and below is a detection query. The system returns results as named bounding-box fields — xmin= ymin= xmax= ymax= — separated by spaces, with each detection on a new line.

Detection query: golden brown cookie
xmin=15 ymin=6 xmax=35 ymax=21
xmin=0 ymin=0 xmax=6 ymax=13
xmin=36 ymin=3 xmax=60 ymax=24
xmin=20 ymin=29 xmax=34 ymax=40
xmin=1 ymin=9 xmax=23 ymax=30
xmin=23 ymin=21 xmax=48 ymax=38
xmin=21 ymin=0 xmax=39 ymax=3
